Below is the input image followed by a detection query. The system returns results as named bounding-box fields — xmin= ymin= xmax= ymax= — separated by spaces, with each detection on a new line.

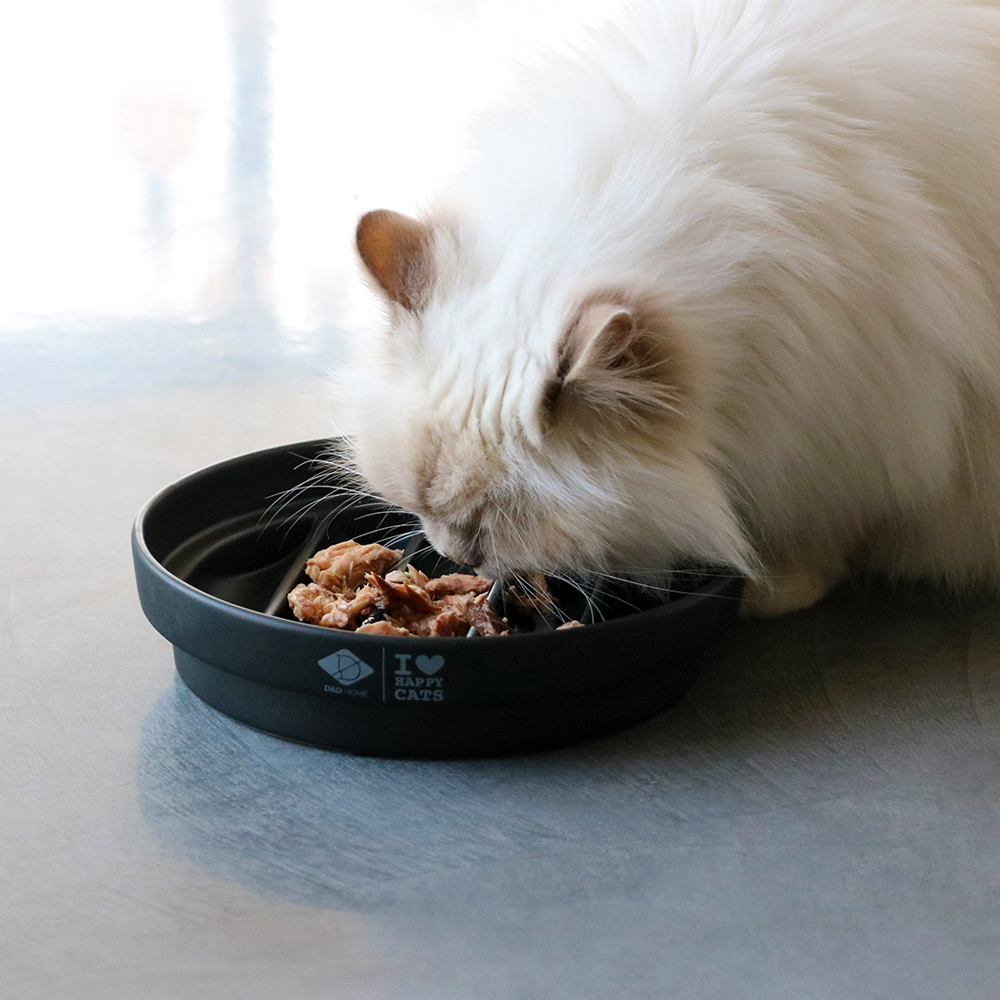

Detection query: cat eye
xmin=540 ymin=349 xmax=573 ymax=414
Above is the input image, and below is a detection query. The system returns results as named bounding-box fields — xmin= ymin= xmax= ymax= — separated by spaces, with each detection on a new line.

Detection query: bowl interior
xmin=143 ymin=439 xmax=724 ymax=633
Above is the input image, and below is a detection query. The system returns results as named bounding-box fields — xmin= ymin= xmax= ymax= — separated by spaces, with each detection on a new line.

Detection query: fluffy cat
xmin=334 ymin=0 xmax=1000 ymax=617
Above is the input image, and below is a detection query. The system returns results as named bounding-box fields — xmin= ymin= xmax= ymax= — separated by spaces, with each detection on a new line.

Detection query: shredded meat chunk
xmin=288 ymin=539 xmax=508 ymax=636
xmin=305 ymin=540 xmax=402 ymax=591
xmin=286 ymin=582 xmax=353 ymax=630
xmin=424 ymin=573 xmax=492 ymax=597
xmin=355 ymin=619 xmax=412 ymax=637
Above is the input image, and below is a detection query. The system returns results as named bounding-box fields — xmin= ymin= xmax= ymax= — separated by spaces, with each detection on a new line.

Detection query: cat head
xmin=334 ymin=208 xmax=750 ymax=580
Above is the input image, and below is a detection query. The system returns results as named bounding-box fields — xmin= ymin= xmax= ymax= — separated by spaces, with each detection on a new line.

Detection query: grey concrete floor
xmin=3 ymin=332 xmax=1000 ymax=1000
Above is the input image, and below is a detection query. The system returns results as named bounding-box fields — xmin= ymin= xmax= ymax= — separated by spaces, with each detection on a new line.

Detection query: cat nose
xmin=422 ymin=518 xmax=483 ymax=567
xmin=423 ymin=533 xmax=479 ymax=568
xmin=441 ymin=541 xmax=482 ymax=568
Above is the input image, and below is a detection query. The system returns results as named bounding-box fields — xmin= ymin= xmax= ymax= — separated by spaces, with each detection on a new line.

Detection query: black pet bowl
xmin=132 ymin=439 xmax=744 ymax=758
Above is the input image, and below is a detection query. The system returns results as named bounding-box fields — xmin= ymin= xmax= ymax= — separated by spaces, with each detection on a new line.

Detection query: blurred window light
xmin=0 ymin=0 xmax=621 ymax=341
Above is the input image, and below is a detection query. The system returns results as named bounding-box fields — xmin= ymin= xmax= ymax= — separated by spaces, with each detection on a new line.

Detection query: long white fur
xmin=337 ymin=0 xmax=1000 ymax=614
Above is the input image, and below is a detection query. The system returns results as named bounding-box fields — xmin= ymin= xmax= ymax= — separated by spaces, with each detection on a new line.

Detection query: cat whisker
xmin=588 ymin=568 xmax=744 ymax=603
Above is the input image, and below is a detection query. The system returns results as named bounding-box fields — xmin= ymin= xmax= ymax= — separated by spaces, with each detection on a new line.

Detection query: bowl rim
xmin=132 ymin=437 xmax=744 ymax=645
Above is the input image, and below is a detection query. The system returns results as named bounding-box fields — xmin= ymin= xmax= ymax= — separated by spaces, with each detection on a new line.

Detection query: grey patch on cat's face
xmin=415 ymin=438 xmax=505 ymax=569
xmin=358 ymin=425 xmax=566 ymax=575
xmin=354 ymin=421 xmax=501 ymax=570
xmin=416 ymin=453 xmax=612 ymax=578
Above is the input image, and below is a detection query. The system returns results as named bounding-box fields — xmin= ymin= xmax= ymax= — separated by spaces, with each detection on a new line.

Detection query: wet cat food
xmin=288 ymin=540 xmax=509 ymax=637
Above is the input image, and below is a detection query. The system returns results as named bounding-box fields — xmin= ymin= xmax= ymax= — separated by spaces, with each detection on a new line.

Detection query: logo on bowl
xmin=318 ymin=649 xmax=375 ymax=697
xmin=316 ymin=649 xmax=447 ymax=703
xmin=393 ymin=653 xmax=446 ymax=703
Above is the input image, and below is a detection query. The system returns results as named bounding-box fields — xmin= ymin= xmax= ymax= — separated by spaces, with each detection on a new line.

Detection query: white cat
xmin=335 ymin=0 xmax=1000 ymax=616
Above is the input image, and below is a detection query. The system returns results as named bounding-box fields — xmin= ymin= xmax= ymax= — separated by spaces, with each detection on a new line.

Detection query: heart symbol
xmin=415 ymin=654 xmax=445 ymax=676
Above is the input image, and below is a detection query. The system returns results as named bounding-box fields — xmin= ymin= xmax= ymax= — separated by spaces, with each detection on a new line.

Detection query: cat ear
xmin=356 ymin=209 xmax=435 ymax=311
xmin=542 ymin=301 xmax=680 ymax=424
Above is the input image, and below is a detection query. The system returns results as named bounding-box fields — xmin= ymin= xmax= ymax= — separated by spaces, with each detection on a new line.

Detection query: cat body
xmin=339 ymin=0 xmax=1000 ymax=615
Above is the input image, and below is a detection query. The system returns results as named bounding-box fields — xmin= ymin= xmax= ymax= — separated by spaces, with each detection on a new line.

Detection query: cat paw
xmin=740 ymin=563 xmax=845 ymax=618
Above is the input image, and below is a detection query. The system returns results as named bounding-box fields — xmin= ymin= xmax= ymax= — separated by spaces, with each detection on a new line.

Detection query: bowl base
xmin=174 ymin=649 xmax=702 ymax=759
